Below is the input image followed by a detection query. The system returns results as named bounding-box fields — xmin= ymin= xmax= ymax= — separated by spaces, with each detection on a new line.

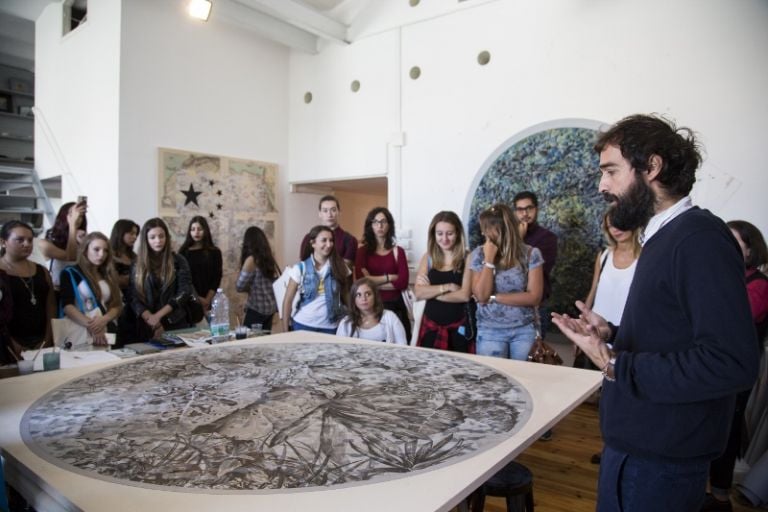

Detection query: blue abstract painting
xmin=468 ymin=125 xmax=606 ymax=317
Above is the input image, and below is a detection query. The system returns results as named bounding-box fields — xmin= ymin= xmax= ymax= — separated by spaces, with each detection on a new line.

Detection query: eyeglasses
xmin=515 ymin=205 xmax=536 ymax=213
xmin=372 ymin=219 xmax=388 ymax=226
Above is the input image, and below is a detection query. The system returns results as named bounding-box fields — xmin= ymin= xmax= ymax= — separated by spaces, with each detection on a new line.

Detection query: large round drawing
xmin=22 ymin=343 xmax=532 ymax=493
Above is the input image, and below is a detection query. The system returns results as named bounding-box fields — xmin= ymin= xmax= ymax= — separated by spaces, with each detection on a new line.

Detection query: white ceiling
xmin=0 ymin=0 xmax=372 ymax=63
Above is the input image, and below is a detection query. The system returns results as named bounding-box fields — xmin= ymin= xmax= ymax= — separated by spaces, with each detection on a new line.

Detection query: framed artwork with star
xmin=158 ymin=147 xmax=279 ymax=318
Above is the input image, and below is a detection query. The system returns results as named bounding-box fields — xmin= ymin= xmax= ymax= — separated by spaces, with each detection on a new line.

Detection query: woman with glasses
xmin=354 ymin=207 xmax=411 ymax=340
xmin=470 ymin=203 xmax=543 ymax=360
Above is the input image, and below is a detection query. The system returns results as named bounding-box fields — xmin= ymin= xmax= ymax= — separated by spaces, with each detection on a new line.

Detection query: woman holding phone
xmin=39 ymin=199 xmax=87 ymax=291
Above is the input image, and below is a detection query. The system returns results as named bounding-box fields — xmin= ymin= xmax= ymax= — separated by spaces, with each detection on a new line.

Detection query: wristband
xmin=602 ymin=356 xmax=617 ymax=382
xmin=483 ymin=261 xmax=496 ymax=269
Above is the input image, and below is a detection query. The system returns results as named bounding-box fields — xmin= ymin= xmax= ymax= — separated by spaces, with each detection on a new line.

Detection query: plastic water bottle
xmin=210 ymin=288 xmax=230 ymax=343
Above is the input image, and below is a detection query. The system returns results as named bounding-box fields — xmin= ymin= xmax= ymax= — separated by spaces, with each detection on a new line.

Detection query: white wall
xmin=117 ymin=0 xmax=291 ymax=261
xmin=287 ymin=30 xmax=400 ymax=256
xmin=288 ymin=0 xmax=768 ymax=259
xmin=35 ymin=0 xmax=122 ymax=235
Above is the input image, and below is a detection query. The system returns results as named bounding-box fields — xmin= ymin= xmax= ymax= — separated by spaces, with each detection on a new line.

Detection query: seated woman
xmin=179 ymin=216 xmax=222 ymax=312
xmin=0 ymin=221 xmax=56 ymax=359
xmin=282 ymin=225 xmax=349 ymax=334
xmin=236 ymin=226 xmax=280 ymax=331
xmin=414 ymin=211 xmax=472 ymax=351
xmin=337 ymin=277 xmax=407 ymax=344
xmin=60 ymin=232 xmax=123 ymax=346
xmin=130 ymin=218 xmax=195 ymax=341
xmin=470 ymin=204 xmax=543 ymax=361
xmin=110 ymin=219 xmax=140 ymax=344
xmin=354 ymin=207 xmax=411 ymax=340
xmin=38 ymin=200 xmax=87 ymax=291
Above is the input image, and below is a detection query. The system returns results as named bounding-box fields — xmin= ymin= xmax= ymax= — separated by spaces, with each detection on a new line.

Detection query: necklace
xmin=2 ymin=257 xmax=37 ymax=305
xmin=360 ymin=315 xmax=378 ymax=328
xmin=20 ymin=276 xmax=36 ymax=305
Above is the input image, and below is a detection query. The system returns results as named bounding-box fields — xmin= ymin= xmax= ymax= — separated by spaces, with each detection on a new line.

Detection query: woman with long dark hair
xmin=39 ymin=200 xmax=87 ymax=290
xmin=0 ymin=220 xmax=56 ymax=359
xmin=110 ymin=219 xmax=139 ymax=344
xmin=130 ymin=218 xmax=194 ymax=341
xmin=414 ymin=211 xmax=472 ymax=351
xmin=470 ymin=203 xmax=543 ymax=360
xmin=235 ymin=226 xmax=280 ymax=331
xmin=282 ymin=225 xmax=349 ymax=334
xmin=60 ymin=232 xmax=122 ymax=346
xmin=179 ymin=216 xmax=222 ymax=312
xmin=336 ymin=277 xmax=407 ymax=344
xmin=110 ymin=219 xmax=139 ymax=288
xmin=354 ymin=207 xmax=411 ymax=340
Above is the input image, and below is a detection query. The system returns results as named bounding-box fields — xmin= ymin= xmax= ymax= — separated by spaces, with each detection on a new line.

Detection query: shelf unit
xmin=0 ymin=63 xmax=34 ymax=164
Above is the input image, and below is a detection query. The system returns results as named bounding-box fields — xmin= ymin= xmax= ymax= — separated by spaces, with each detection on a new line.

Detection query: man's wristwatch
xmin=489 ymin=295 xmax=497 ymax=304
xmin=602 ymin=356 xmax=617 ymax=382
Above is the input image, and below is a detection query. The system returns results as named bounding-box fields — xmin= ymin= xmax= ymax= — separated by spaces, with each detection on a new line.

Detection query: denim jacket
xmin=297 ymin=256 xmax=346 ymax=323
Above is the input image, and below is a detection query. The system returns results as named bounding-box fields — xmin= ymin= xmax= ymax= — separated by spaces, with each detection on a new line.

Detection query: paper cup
xmin=17 ymin=360 xmax=34 ymax=375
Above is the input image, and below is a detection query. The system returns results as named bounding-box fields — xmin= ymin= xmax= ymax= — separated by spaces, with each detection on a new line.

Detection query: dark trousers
xmin=709 ymin=390 xmax=751 ymax=491
xmin=243 ymin=308 xmax=273 ymax=332
xmin=384 ymin=296 xmax=411 ymax=342
xmin=598 ymin=444 xmax=708 ymax=512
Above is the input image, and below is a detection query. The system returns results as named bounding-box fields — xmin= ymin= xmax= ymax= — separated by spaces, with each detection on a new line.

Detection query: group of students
xmin=1 ymin=196 xmax=766 ymax=380
xmin=0 ymin=201 xmax=279 ymax=361
xmin=278 ymin=195 xmax=546 ymax=359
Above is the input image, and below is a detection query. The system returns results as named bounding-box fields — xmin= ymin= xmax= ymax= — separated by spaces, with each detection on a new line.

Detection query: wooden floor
xmin=476 ymin=402 xmax=760 ymax=512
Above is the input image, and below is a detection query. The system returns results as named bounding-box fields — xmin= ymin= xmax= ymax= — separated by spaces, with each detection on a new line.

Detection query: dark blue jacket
xmin=602 ymin=207 xmax=759 ymax=462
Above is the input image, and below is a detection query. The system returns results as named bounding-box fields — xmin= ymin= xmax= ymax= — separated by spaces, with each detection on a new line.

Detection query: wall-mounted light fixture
xmin=188 ymin=0 xmax=212 ymax=21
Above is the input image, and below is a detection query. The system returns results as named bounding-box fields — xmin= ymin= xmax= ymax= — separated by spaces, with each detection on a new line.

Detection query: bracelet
xmin=483 ymin=261 xmax=496 ymax=269
xmin=602 ymin=356 xmax=617 ymax=382
xmin=385 ymin=274 xmax=390 ymax=283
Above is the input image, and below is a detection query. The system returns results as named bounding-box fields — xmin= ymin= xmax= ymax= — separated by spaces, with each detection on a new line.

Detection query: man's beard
xmin=603 ymin=174 xmax=656 ymax=232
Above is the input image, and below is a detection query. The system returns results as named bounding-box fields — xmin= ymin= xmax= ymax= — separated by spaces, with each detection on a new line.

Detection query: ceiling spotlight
xmin=188 ymin=0 xmax=212 ymax=21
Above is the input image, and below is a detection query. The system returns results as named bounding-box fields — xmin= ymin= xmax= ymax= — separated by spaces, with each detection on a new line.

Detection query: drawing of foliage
xmin=22 ymin=343 xmax=532 ymax=491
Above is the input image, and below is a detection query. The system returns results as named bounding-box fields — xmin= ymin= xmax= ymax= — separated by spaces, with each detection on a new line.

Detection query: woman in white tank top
xmin=585 ymin=213 xmax=642 ymax=325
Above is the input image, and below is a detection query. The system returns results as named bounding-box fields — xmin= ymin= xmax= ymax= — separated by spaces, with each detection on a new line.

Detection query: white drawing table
xmin=0 ymin=331 xmax=601 ymax=512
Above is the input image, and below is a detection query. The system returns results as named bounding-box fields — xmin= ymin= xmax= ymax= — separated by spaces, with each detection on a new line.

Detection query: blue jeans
xmin=598 ymin=444 xmax=708 ymax=512
xmin=476 ymin=324 xmax=536 ymax=361
xmin=291 ymin=320 xmax=337 ymax=335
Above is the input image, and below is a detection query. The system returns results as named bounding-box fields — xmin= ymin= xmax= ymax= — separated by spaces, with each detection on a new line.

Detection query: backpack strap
xmin=598 ymin=249 xmax=610 ymax=278
xmin=61 ymin=267 xmax=97 ymax=316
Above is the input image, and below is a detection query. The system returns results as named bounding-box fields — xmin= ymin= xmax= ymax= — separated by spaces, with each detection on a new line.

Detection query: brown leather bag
xmin=527 ymin=307 xmax=563 ymax=365
xmin=527 ymin=335 xmax=564 ymax=365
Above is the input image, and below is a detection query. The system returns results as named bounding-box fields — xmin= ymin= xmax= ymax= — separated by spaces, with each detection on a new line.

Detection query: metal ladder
xmin=0 ymin=164 xmax=55 ymax=234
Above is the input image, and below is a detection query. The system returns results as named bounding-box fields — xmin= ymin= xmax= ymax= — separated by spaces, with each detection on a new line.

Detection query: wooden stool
xmin=469 ymin=461 xmax=534 ymax=512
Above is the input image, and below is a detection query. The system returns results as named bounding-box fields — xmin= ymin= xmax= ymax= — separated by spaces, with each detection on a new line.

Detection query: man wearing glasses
xmin=513 ymin=191 xmax=558 ymax=333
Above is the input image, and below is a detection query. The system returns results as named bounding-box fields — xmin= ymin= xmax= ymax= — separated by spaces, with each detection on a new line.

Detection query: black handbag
xmin=463 ymin=298 xmax=477 ymax=342
xmin=161 ymin=292 xmax=204 ymax=330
